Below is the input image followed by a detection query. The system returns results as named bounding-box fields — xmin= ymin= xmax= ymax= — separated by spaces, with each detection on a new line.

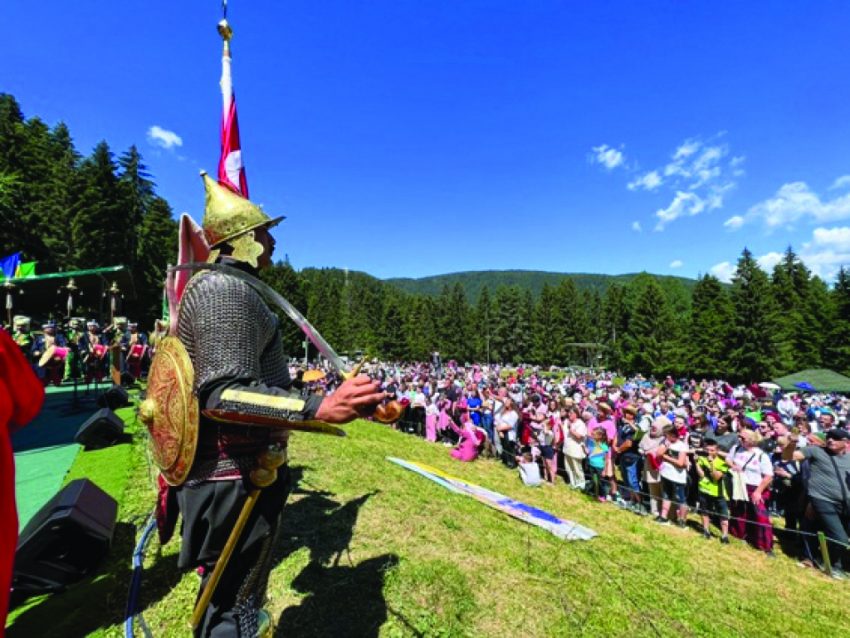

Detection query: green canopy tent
xmin=2 ymin=265 xmax=136 ymax=326
xmin=772 ymin=368 xmax=850 ymax=394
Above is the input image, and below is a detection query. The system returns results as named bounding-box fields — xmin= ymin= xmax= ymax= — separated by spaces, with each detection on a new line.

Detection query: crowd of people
xmin=4 ymin=315 xmax=167 ymax=387
xmin=305 ymin=356 xmax=850 ymax=580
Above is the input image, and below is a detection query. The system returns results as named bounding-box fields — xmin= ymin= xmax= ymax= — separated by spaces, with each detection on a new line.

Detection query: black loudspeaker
xmin=74 ymin=408 xmax=124 ymax=450
xmin=13 ymin=479 xmax=117 ymax=595
xmin=97 ymin=383 xmax=130 ymax=410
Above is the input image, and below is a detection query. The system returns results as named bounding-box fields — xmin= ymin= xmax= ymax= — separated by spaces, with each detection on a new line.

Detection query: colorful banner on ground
xmin=387 ymin=457 xmax=597 ymax=541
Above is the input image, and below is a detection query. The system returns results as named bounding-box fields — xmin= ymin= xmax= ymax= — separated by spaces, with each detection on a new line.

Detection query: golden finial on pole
xmin=217 ymin=19 xmax=233 ymax=42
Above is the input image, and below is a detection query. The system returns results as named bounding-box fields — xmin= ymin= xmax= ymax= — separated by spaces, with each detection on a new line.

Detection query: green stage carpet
xmin=14 ymin=445 xmax=81 ymax=531
xmin=11 ymin=383 xmax=109 ymax=530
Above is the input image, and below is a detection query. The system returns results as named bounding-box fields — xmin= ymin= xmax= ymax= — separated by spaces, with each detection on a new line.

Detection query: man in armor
xmin=174 ymin=173 xmax=385 ymax=637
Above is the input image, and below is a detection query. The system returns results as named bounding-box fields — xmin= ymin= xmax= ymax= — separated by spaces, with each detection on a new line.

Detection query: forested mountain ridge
xmin=384 ymin=269 xmax=699 ymax=304
xmin=5 ymin=93 xmax=850 ymax=382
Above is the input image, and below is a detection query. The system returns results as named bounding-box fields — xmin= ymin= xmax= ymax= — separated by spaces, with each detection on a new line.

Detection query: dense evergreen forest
xmin=0 ymin=94 xmax=177 ymax=320
xmin=3 ymin=93 xmax=849 ymax=382
xmin=387 ymin=270 xmax=699 ymax=302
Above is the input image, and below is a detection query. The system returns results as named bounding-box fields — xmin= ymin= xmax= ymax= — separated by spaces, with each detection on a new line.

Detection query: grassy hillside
xmin=386 ymin=269 xmax=700 ymax=302
xmin=9 ymin=413 xmax=846 ymax=637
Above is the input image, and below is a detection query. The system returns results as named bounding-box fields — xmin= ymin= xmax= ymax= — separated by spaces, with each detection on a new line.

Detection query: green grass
xmin=8 ymin=413 xmax=848 ymax=637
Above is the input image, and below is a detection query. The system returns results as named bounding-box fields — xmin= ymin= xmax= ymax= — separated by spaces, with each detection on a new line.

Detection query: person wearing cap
xmin=32 ymin=320 xmax=66 ymax=387
xmin=82 ymin=320 xmax=108 ymax=384
xmin=63 ymin=317 xmax=86 ymax=382
xmin=728 ymin=430 xmax=775 ymax=555
xmin=783 ymin=427 xmax=850 ymax=578
xmin=170 ymin=173 xmax=386 ymax=636
xmin=12 ymin=315 xmax=33 ymax=361
xmin=105 ymin=316 xmax=131 ymax=378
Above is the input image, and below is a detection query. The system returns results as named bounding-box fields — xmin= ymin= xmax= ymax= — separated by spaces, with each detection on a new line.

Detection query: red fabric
xmin=0 ymin=330 xmax=44 ymax=635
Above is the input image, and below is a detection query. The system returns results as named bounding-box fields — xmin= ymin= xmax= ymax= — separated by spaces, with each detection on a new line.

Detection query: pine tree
xmin=532 ymin=283 xmax=559 ymax=364
xmin=70 ymin=141 xmax=125 ymax=268
xmin=687 ymin=275 xmax=733 ymax=378
xmin=624 ymin=278 xmax=676 ymax=376
xmin=728 ymin=248 xmax=782 ymax=382
xmin=826 ymin=267 xmax=850 ymax=374
xmin=771 ymin=247 xmax=821 ymax=373
xmin=442 ymin=283 xmax=471 ymax=362
xmin=602 ymin=283 xmax=629 ymax=370
xmin=261 ymin=257 xmax=308 ymax=356
xmin=380 ymin=293 xmax=407 ymax=360
xmin=473 ymin=285 xmax=493 ymax=363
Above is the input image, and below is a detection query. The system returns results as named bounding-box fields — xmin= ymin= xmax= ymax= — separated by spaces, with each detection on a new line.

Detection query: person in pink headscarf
xmin=446 ymin=413 xmax=485 ymax=462
xmin=424 ymin=396 xmax=439 ymax=442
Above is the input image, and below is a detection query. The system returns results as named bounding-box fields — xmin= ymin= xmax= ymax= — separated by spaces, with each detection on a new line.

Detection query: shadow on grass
xmin=7 ymin=519 xmax=177 ymax=638
xmin=272 ymin=467 xmax=399 ymax=637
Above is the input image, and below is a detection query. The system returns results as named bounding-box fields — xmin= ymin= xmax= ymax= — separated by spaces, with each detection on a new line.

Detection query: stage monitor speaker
xmin=97 ymin=383 xmax=130 ymax=410
xmin=74 ymin=408 xmax=124 ymax=450
xmin=13 ymin=479 xmax=117 ymax=595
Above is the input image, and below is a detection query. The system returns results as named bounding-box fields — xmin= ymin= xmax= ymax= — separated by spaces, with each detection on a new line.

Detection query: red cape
xmin=0 ymin=329 xmax=44 ymax=635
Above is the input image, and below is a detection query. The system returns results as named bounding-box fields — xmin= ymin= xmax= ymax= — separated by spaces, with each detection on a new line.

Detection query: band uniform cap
xmin=200 ymin=171 xmax=284 ymax=247
xmin=13 ymin=315 xmax=31 ymax=327
xmin=114 ymin=316 xmax=128 ymax=326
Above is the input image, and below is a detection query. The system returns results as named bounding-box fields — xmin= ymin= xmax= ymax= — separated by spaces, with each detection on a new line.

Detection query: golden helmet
xmin=200 ymin=171 xmax=284 ymax=248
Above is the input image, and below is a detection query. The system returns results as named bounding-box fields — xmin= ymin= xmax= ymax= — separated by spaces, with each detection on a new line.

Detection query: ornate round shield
xmin=138 ymin=336 xmax=198 ymax=486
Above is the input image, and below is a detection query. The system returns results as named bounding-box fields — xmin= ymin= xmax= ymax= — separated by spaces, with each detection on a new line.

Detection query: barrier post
xmin=817 ymin=532 xmax=832 ymax=576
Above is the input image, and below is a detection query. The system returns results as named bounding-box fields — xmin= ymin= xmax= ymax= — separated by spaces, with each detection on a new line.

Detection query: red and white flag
xmin=218 ymin=39 xmax=249 ymax=198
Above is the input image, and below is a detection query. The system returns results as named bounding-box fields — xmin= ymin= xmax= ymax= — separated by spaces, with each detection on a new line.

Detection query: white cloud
xmin=724 ymin=215 xmax=745 ymax=230
xmin=631 ymin=220 xmax=642 ymax=232
xmin=673 ymin=139 xmax=701 ymax=160
xmin=654 ymin=191 xmax=706 ymax=230
xmin=613 ymin=134 xmax=743 ymax=231
xmin=830 ymin=175 xmax=850 ymax=190
xmin=757 ymin=251 xmax=783 ymax=272
xmin=590 ymin=144 xmax=625 ymax=170
xmin=709 ymin=226 xmax=850 ymax=283
xmin=147 ymin=125 xmax=183 ymax=150
xmin=709 ymin=261 xmax=736 ymax=283
xmin=669 ymin=259 xmax=683 ymax=269
xmin=628 ymin=170 xmax=663 ymax=191
xmin=739 ymin=181 xmax=850 ymax=229
xmin=810 ymin=226 xmax=850 ymax=250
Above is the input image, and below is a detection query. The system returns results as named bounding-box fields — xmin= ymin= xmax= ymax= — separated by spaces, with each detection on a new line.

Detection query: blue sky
xmin=4 ymin=2 xmax=850 ymax=281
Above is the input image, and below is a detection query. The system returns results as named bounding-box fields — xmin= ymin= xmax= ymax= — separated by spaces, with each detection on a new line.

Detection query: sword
xmin=169 ymin=262 xmax=351 ymax=374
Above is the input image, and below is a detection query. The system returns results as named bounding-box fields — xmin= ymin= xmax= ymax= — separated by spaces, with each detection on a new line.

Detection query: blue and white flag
xmin=0 ymin=252 xmax=21 ymax=279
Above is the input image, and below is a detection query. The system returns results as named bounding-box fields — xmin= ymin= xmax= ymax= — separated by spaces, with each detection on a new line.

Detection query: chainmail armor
xmin=178 ymin=270 xmax=304 ymax=482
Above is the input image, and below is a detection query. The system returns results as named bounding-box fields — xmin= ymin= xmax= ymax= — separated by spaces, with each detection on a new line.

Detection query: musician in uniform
xmin=148 ymin=318 xmax=168 ymax=356
xmin=170 ymin=173 xmax=385 ymax=637
xmin=82 ymin=320 xmax=108 ymax=384
xmin=126 ymin=321 xmax=148 ymax=380
xmin=105 ymin=316 xmax=131 ymax=377
xmin=32 ymin=320 xmax=66 ymax=387
xmin=63 ymin=317 xmax=86 ymax=382
xmin=12 ymin=316 xmax=33 ymax=361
